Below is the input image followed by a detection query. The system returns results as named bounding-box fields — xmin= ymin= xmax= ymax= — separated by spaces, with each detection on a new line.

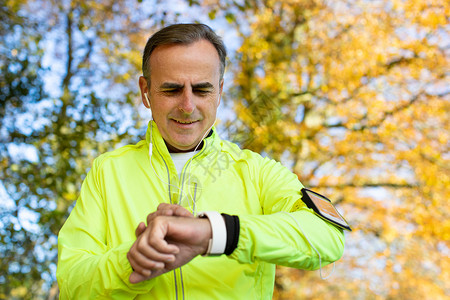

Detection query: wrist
xmin=197 ymin=218 xmax=212 ymax=255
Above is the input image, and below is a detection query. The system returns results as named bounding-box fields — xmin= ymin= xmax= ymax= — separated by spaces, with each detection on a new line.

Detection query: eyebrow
xmin=192 ymin=82 xmax=214 ymax=89
xmin=159 ymin=82 xmax=214 ymax=90
xmin=160 ymin=82 xmax=184 ymax=90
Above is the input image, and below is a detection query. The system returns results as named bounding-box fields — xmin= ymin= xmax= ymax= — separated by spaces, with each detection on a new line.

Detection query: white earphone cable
xmin=148 ymin=117 xmax=216 ymax=214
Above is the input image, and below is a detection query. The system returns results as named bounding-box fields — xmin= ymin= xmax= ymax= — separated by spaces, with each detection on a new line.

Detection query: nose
xmin=178 ymin=89 xmax=195 ymax=114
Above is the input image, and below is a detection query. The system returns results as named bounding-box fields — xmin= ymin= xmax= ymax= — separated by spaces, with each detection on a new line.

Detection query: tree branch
xmin=308 ymin=182 xmax=419 ymax=189
xmin=62 ymin=7 xmax=74 ymax=90
xmin=323 ymin=89 xmax=449 ymax=132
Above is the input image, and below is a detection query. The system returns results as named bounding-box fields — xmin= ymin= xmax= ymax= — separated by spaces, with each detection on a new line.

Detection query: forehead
xmin=148 ymin=40 xmax=221 ymax=83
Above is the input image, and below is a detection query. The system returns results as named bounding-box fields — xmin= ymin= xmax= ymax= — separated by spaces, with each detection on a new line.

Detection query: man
xmin=57 ymin=24 xmax=345 ymax=299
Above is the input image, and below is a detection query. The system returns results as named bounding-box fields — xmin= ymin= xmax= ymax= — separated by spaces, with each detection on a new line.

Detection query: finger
xmin=139 ymin=236 xmax=179 ymax=261
xmin=148 ymin=236 xmax=179 ymax=255
xmin=135 ymin=222 xmax=146 ymax=238
xmin=127 ymin=253 xmax=151 ymax=281
xmin=136 ymin=226 xmax=179 ymax=260
xmin=157 ymin=203 xmax=193 ymax=218
xmin=146 ymin=219 xmax=180 ymax=254
xmin=157 ymin=203 xmax=174 ymax=211
xmin=129 ymin=271 xmax=149 ymax=284
xmin=128 ymin=255 xmax=162 ymax=277
xmin=127 ymin=249 xmax=165 ymax=278
xmin=171 ymin=205 xmax=194 ymax=218
xmin=146 ymin=210 xmax=174 ymax=225
xmin=135 ymin=239 xmax=176 ymax=265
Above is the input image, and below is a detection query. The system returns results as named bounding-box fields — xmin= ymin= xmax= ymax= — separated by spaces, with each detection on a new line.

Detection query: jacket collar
xmin=145 ymin=120 xmax=220 ymax=161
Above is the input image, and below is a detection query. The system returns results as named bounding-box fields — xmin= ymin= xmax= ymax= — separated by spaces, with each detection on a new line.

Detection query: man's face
xmin=139 ymin=39 xmax=223 ymax=152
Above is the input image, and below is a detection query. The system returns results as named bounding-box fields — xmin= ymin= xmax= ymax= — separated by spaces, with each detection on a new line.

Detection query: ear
xmin=139 ymin=76 xmax=151 ymax=108
xmin=218 ymin=79 xmax=224 ymax=106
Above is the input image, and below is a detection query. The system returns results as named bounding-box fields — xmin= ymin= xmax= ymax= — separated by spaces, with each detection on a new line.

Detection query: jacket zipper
xmin=178 ymin=140 xmax=207 ymax=215
xmin=157 ymin=139 xmax=204 ymax=300
xmin=154 ymin=146 xmax=179 ymax=299
xmin=179 ymin=267 xmax=185 ymax=300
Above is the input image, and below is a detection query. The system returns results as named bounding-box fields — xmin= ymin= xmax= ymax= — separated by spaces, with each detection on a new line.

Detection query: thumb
xmin=135 ymin=222 xmax=146 ymax=238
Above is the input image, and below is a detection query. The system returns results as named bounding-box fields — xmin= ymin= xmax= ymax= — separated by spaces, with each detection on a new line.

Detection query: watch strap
xmin=198 ymin=211 xmax=227 ymax=256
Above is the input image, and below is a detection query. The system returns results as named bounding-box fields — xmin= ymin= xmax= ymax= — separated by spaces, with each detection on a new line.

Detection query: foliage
xmin=199 ymin=0 xmax=449 ymax=299
xmin=1 ymin=1 xmax=49 ymax=298
xmin=0 ymin=0 xmax=173 ymax=298
xmin=1 ymin=0 xmax=448 ymax=299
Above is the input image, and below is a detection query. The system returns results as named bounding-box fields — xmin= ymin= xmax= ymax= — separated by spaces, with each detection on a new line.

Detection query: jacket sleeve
xmin=229 ymin=156 xmax=345 ymax=270
xmin=56 ymin=157 xmax=154 ymax=299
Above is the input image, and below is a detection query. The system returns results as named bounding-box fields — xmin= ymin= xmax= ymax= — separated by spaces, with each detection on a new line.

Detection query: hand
xmin=128 ymin=216 xmax=211 ymax=284
xmin=129 ymin=204 xmax=193 ymax=283
xmin=133 ymin=203 xmax=195 ymax=240
xmin=127 ymin=204 xmax=211 ymax=284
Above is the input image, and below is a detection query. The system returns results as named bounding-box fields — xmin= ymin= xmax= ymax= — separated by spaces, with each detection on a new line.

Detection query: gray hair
xmin=142 ymin=23 xmax=227 ymax=83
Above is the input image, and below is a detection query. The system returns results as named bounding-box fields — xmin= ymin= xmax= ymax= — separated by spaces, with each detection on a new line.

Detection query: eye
xmin=162 ymin=88 xmax=182 ymax=96
xmin=194 ymin=89 xmax=211 ymax=96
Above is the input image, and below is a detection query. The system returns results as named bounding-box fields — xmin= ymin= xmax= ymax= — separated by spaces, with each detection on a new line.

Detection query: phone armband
xmin=301 ymin=188 xmax=352 ymax=231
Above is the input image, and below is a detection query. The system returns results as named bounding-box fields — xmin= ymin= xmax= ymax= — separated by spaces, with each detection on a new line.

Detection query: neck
xmin=166 ymin=141 xmax=204 ymax=153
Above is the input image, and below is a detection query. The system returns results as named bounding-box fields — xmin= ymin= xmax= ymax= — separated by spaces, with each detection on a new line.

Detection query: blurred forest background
xmin=0 ymin=0 xmax=449 ymax=299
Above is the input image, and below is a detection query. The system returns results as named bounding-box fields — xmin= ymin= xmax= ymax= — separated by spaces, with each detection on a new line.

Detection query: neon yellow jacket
xmin=57 ymin=121 xmax=345 ymax=299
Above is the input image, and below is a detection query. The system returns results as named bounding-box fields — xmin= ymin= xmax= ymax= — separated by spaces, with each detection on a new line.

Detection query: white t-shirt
xmin=170 ymin=151 xmax=200 ymax=177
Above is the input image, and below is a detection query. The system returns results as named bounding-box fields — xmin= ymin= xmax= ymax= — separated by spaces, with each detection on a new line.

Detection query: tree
xmin=1 ymin=0 xmax=448 ymax=298
xmin=0 ymin=0 xmax=176 ymax=298
xmin=1 ymin=1 xmax=50 ymax=297
xmin=198 ymin=0 xmax=449 ymax=298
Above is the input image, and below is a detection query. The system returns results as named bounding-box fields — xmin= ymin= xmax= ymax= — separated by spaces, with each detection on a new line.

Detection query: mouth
xmin=172 ymin=119 xmax=199 ymax=125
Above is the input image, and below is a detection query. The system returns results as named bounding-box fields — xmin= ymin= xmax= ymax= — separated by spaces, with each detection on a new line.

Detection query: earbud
xmin=143 ymin=92 xmax=151 ymax=108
